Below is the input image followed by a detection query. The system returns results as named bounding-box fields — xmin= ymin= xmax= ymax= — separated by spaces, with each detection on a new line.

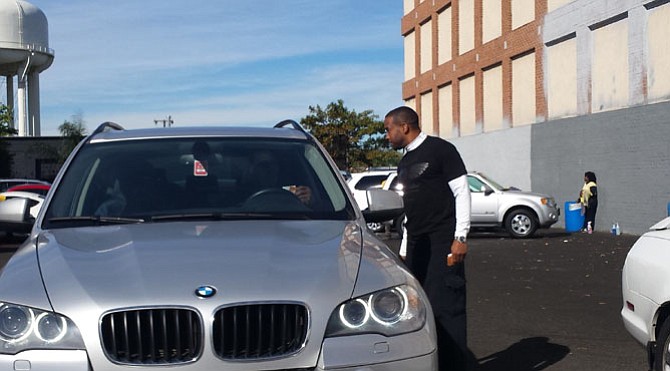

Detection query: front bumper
xmin=0 ymin=350 xmax=89 ymax=370
xmin=0 ymin=328 xmax=437 ymax=370
xmin=539 ymin=206 xmax=560 ymax=228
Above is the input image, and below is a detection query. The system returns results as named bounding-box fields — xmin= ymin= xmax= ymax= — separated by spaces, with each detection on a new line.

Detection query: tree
xmin=0 ymin=104 xmax=16 ymax=177
xmin=57 ymin=113 xmax=87 ymax=164
xmin=300 ymin=100 xmax=400 ymax=171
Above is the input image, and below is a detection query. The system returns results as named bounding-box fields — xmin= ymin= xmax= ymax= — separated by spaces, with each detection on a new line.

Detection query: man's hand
xmin=293 ymin=185 xmax=312 ymax=204
xmin=449 ymin=239 xmax=468 ymax=265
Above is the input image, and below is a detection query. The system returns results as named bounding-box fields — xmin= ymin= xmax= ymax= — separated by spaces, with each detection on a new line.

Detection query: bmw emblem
xmin=195 ymin=285 xmax=216 ymax=298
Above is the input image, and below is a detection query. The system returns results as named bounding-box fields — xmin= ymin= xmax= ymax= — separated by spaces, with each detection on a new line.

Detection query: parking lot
xmin=380 ymin=228 xmax=647 ymax=370
xmin=1 ymin=228 xmax=648 ymax=370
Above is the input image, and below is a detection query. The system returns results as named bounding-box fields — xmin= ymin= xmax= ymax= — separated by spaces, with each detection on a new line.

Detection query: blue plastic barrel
xmin=667 ymin=202 xmax=670 ymax=217
xmin=565 ymin=202 xmax=585 ymax=233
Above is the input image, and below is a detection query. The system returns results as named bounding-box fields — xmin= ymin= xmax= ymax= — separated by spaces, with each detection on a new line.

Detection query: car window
xmin=43 ymin=138 xmax=355 ymax=228
xmin=468 ymin=176 xmax=488 ymax=193
xmin=353 ymin=175 xmax=389 ymax=191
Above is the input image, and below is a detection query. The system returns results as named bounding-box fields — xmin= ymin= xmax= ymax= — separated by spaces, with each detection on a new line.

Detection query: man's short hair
xmin=385 ymin=106 xmax=419 ymax=130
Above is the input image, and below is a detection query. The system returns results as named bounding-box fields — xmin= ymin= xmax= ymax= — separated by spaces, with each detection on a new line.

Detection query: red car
xmin=6 ymin=183 xmax=51 ymax=196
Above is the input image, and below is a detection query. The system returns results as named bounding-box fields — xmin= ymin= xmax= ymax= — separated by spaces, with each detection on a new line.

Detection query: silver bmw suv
xmin=0 ymin=121 xmax=437 ymax=370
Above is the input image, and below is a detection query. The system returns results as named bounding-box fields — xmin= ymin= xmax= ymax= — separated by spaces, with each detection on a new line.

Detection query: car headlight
xmin=0 ymin=303 xmax=85 ymax=354
xmin=325 ymin=285 xmax=426 ymax=337
xmin=541 ymin=197 xmax=556 ymax=208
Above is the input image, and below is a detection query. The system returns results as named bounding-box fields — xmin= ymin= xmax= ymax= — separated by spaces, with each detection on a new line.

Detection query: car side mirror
xmin=0 ymin=197 xmax=32 ymax=224
xmin=362 ymin=189 xmax=404 ymax=223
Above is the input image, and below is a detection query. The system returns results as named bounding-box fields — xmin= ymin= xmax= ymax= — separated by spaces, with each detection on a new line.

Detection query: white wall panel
xmin=483 ymin=65 xmax=503 ymax=131
xmin=459 ymin=76 xmax=476 ymax=136
xmin=459 ymin=0 xmax=475 ymax=54
xmin=592 ymin=19 xmax=628 ymax=112
xmin=438 ymin=84 xmax=453 ymax=138
xmin=420 ymin=20 xmax=433 ymax=74
xmin=438 ymin=7 xmax=452 ymax=65
xmin=547 ymin=38 xmax=578 ymax=118
xmin=512 ymin=52 xmax=536 ymax=126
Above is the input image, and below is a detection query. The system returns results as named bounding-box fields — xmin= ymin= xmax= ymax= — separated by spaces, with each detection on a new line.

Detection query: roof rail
xmin=91 ymin=121 xmax=124 ymax=136
xmin=274 ymin=119 xmax=308 ymax=134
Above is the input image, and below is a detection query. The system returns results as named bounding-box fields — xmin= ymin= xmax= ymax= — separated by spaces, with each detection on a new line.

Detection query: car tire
xmin=367 ymin=222 xmax=384 ymax=233
xmin=654 ymin=317 xmax=670 ymax=371
xmin=394 ymin=213 xmax=405 ymax=236
xmin=504 ymin=208 xmax=537 ymax=238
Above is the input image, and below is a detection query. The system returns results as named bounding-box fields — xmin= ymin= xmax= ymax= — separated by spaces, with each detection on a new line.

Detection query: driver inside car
xmin=248 ymin=151 xmax=312 ymax=205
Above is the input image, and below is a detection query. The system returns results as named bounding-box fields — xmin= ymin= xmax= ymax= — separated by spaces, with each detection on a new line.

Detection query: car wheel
xmin=504 ymin=209 xmax=537 ymax=238
xmin=367 ymin=222 xmax=384 ymax=233
xmin=654 ymin=317 xmax=670 ymax=371
xmin=394 ymin=213 xmax=405 ymax=236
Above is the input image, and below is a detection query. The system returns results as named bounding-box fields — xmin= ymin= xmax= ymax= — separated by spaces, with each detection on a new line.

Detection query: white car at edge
xmin=621 ymin=216 xmax=670 ymax=371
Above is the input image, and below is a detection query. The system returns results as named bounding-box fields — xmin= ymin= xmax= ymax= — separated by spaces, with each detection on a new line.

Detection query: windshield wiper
xmin=48 ymin=216 xmax=145 ymax=225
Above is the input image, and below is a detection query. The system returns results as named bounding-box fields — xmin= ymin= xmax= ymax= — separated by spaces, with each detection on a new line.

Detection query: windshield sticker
xmin=194 ymin=160 xmax=208 ymax=176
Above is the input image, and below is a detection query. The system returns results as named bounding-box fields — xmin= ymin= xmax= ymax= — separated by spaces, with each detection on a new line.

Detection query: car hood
xmin=35 ymin=220 xmax=363 ymax=314
xmin=499 ymin=189 xmax=551 ymax=199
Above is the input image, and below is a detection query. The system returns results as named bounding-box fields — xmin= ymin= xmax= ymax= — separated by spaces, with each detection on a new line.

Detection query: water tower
xmin=0 ymin=0 xmax=53 ymax=137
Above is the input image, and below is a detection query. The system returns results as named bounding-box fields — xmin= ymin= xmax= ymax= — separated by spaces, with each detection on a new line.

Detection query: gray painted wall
xmin=450 ymin=101 xmax=670 ymax=235
xmin=532 ymin=101 xmax=670 ymax=235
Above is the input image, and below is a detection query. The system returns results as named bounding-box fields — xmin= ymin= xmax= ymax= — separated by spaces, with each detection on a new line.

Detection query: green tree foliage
xmin=300 ymin=100 xmax=400 ymax=171
xmin=0 ymin=105 xmax=16 ymax=176
xmin=57 ymin=113 xmax=87 ymax=164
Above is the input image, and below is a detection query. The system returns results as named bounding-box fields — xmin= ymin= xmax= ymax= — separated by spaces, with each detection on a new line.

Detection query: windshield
xmin=474 ymin=172 xmax=507 ymax=191
xmin=43 ymin=137 xmax=356 ymax=229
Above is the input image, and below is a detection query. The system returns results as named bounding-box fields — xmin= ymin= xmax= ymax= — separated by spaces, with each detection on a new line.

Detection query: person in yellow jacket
xmin=578 ymin=171 xmax=598 ymax=232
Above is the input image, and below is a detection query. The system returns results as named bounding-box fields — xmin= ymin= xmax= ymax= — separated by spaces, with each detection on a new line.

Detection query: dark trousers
xmin=405 ymin=230 xmax=469 ymax=371
xmin=583 ymin=203 xmax=598 ymax=230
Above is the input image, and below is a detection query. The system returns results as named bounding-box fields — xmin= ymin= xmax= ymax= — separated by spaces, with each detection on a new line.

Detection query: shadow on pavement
xmin=475 ymin=337 xmax=570 ymax=371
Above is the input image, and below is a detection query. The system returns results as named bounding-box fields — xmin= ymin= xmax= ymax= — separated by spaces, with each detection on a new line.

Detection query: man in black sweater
xmin=384 ymin=106 xmax=472 ymax=371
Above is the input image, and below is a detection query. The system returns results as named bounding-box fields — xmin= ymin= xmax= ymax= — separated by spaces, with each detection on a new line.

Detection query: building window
xmin=591 ymin=17 xmax=629 ymax=112
xmin=511 ymin=0 xmax=535 ymax=29
xmin=483 ymin=65 xmax=503 ymax=132
xmin=420 ymin=20 xmax=433 ymax=74
xmin=420 ymin=91 xmax=434 ymax=135
xmin=546 ymin=37 xmax=577 ymax=119
xmin=437 ymin=7 xmax=452 ymax=65
xmin=512 ymin=52 xmax=536 ymax=126
xmin=459 ymin=75 xmax=476 ymax=136
xmin=482 ymin=0 xmax=502 ymax=44
xmin=647 ymin=2 xmax=670 ymax=103
xmin=404 ymin=31 xmax=416 ymax=81
xmin=403 ymin=0 xmax=414 ymax=15
xmin=458 ymin=0 xmax=475 ymax=54
xmin=438 ymin=84 xmax=453 ymax=138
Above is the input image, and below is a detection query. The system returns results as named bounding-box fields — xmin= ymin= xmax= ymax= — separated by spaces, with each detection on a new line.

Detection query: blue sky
xmin=28 ymin=1 xmax=405 ymax=135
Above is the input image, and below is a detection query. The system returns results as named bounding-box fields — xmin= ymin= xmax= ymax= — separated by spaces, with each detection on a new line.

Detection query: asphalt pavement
xmin=381 ymin=228 xmax=647 ymax=371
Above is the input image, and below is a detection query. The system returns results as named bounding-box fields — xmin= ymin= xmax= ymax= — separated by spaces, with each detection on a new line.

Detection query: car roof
xmin=88 ymin=125 xmax=311 ymax=143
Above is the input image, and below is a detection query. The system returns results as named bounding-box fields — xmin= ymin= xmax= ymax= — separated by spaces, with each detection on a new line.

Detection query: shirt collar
xmin=405 ymin=132 xmax=427 ymax=152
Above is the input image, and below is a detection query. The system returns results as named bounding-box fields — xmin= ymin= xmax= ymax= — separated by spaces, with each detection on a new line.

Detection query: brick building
xmin=401 ymin=0 xmax=670 ymax=234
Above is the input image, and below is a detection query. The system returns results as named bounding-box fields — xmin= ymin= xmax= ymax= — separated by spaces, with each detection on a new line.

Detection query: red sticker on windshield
xmin=194 ymin=160 xmax=208 ymax=176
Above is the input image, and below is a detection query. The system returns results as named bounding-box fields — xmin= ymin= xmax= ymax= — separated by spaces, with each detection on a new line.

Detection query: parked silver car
xmin=0 ymin=121 xmax=436 ymax=370
xmin=383 ymin=171 xmax=560 ymax=238
xmin=467 ymin=172 xmax=560 ymax=238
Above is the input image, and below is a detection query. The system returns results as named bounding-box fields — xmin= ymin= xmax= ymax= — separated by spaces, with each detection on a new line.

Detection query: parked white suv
xmin=621 ymin=216 xmax=670 ymax=370
xmin=347 ymin=169 xmax=397 ymax=232
xmin=382 ymin=171 xmax=559 ymax=238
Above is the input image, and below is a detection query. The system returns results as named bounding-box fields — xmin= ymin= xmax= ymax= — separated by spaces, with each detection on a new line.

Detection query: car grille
xmin=213 ymin=303 xmax=308 ymax=360
xmin=101 ymin=308 xmax=202 ymax=365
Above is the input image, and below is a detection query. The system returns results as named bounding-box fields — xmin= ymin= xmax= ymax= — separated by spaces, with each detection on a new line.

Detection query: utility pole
xmin=154 ymin=115 xmax=173 ymax=128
